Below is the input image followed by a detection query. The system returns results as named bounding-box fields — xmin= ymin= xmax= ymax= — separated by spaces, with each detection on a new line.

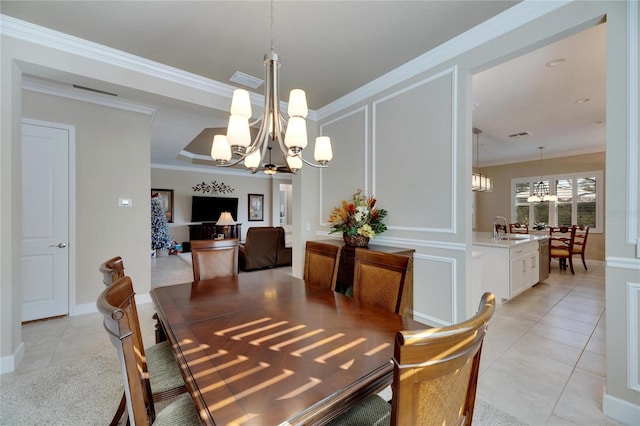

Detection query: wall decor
xmin=192 ymin=181 xmax=235 ymax=194
xmin=151 ymin=188 xmax=174 ymax=223
xmin=248 ymin=194 xmax=264 ymax=222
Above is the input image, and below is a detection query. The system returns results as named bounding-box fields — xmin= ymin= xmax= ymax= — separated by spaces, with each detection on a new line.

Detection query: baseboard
xmin=71 ymin=293 xmax=152 ymax=317
xmin=71 ymin=301 xmax=97 ymax=316
xmin=135 ymin=293 xmax=152 ymax=304
xmin=603 ymin=392 xmax=640 ymax=425
xmin=0 ymin=341 xmax=24 ymax=374
xmin=412 ymin=311 xmax=450 ymax=327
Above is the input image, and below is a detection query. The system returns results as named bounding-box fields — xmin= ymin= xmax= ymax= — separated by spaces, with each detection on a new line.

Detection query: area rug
xmin=0 ymin=355 xmax=122 ymax=425
xmin=0 ymin=349 xmax=525 ymax=425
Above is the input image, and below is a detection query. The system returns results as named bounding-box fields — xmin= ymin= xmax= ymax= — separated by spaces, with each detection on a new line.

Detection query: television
xmin=191 ymin=196 xmax=238 ymax=223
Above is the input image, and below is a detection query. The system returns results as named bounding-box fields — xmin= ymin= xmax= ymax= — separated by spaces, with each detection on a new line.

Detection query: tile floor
xmin=8 ymin=254 xmax=622 ymax=425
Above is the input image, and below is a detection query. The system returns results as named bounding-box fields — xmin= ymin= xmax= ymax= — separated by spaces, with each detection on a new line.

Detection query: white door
xmin=21 ymin=122 xmax=70 ymax=322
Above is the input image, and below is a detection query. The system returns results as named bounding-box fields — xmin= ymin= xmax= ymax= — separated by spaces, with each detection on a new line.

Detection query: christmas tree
xmin=151 ymin=196 xmax=173 ymax=250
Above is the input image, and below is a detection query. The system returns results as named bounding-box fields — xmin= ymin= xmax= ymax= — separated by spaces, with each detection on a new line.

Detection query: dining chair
xmin=549 ymin=225 xmax=577 ymax=274
xmin=191 ymin=238 xmax=239 ymax=281
xmin=353 ymin=248 xmax=411 ymax=315
xmin=572 ymin=225 xmax=590 ymax=270
xmin=509 ymin=222 xmax=529 ymax=234
xmin=303 ymin=241 xmax=341 ymax=291
xmin=97 ymin=275 xmax=192 ymax=426
xmin=327 ymin=292 xmax=496 ymax=425
xmin=99 ymin=256 xmax=125 ymax=286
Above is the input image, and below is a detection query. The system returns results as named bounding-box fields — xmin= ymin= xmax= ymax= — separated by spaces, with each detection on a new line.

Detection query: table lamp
xmin=216 ymin=211 xmax=236 ymax=239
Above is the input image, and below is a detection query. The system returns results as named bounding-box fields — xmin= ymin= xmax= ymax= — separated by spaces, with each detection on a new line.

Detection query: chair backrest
xmin=353 ymin=248 xmax=411 ymax=314
xmin=390 ymin=292 xmax=495 ymax=426
xmin=509 ymin=223 xmax=529 ymax=234
xmin=549 ymin=225 xmax=576 ymax=255
xmin=97 ymin=276 xmax=156 ymax=425
xmin=191 ymin=239 xmax=239 ymax=281
xmin=303 ymin=241 xmax=341 ymax=291
xmin=99 ymin=256 xmax=125 ymax=286
xmin=573 ymin=224 xmax=590 ymax=253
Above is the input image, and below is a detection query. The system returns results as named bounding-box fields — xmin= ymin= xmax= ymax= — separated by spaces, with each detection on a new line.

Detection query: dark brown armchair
xmin=239 ymin=227 xmax=291 ymax=271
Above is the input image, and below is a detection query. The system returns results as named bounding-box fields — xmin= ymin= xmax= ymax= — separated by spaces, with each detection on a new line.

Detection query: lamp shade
xmin=288 ymin=89 xmax=308 ymax=118
xmin=284 ymin=117 xmax=308 ymax=150
xmin=244 ymin=148 xmax=262 ymax=169
xmin=227 ymin=115 xmax=251 ymax=148
xmin=211 ymin=135 xmax=232 ymax=162
xmin=314 ymin=136 xmax=333 ymax=163
xmin=230 ymin=89 xmax=252 ymax=118
xmin=216 ymin=211 xmax=235 ymax=225
xmin=286 ymin=154 xmax=303 ymax=172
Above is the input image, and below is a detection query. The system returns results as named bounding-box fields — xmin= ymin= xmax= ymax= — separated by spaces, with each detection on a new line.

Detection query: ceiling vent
xmin=72 ymin=84 xmax=117 ymax=97
xmin=230 ymin=71 xmax=263 ymax=89
xmin=508 ymin=131 xmax=532 ymax=138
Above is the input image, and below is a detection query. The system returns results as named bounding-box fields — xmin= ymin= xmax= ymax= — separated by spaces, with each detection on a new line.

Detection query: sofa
xmin=239 ymin=227 xmax=292 ymax=271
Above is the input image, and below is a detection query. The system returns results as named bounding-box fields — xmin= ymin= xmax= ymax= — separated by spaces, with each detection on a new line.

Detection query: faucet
xmin=493 ymin=216 xmax=507 ymax=239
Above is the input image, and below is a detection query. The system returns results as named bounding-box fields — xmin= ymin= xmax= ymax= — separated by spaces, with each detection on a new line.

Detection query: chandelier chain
xmin=270 ymin=0 xmax=274 ymax=53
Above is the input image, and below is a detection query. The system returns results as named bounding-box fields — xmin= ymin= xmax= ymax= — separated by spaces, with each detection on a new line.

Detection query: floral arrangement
xmin=328 ymin=189 xmax=388 ymax=238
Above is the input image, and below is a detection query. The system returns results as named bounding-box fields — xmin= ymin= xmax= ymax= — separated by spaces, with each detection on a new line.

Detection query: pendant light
xmin=527 ymin=146 xmax=557 ymax=202
xmin=472 ymin=127 xmax=493 ymax=192
xmin=210 ymin=0 xmax=332 ymax=173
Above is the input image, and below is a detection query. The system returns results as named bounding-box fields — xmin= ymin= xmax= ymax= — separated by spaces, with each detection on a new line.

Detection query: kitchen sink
xmin=498 ymin=235 xmax=530 ymax=241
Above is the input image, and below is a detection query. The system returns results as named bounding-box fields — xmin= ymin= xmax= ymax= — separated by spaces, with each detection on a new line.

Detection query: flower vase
xmin=343 ymin=233 xmax=369 ymax=247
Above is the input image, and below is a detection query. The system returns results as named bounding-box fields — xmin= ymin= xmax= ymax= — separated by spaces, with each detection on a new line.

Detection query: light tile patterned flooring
xmin=10 ymin=254 xmax=622 ymax=425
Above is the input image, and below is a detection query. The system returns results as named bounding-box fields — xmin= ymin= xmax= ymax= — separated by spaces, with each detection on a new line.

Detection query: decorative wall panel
xmin=412 ymin=253 xmax=457 ymax=326
xmin=319 ymin=107 xmax=368 ymax=226
xmin=372 ymin=69 xmax=456 ymax=233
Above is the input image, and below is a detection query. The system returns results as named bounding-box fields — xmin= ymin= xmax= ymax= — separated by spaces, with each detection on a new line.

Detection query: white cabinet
xmin=474 ymin=239 xmax=539 ymax=302
xmin=509 ymin=243 xmax=539 ymax=298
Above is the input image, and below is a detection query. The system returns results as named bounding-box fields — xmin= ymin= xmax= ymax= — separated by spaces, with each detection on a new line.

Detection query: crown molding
xmin=315 ymin=0 xmax=569 ymax=120
xmin=0 ymin=14 xmax=235 ymax=99
xmin=0 ymin=14 xmax=319 ymax=122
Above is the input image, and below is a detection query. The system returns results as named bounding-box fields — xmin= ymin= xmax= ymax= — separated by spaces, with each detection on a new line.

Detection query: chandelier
xmin=527 ymin=146 xmax=557 ymax=202
xmin=472 ymin=127 xmax=493 ymax=192
xmin=210 ymin=1 xmax=332 ymax=174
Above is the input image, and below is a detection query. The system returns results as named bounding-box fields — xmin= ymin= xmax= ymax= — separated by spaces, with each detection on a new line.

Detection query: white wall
xmin=22 ymin=90 xmax=152 ymax=306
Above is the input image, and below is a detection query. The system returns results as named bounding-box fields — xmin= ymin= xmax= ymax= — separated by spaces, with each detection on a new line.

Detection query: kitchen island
xmin=472 ymin=232 xmax=549 ymax=302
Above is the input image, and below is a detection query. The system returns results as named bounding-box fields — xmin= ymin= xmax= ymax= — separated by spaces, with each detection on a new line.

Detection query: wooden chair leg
xmin=153 ymin=312 xmax=167 ymax=343
xmin=568 ymin=256 xmax=575 ymax=274
xmin=110 ymin=392 xmax=126 ymax=426
xmin=581 ymin=253 xmax=588 ymax=270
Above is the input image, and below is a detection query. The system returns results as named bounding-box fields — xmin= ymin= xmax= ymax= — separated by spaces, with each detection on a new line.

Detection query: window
xmin=511 ymin=171 xmax=602 ymax=232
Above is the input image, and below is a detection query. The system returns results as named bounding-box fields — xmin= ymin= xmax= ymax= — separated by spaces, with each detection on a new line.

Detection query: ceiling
xmin=1 ymin=1 xmax=606 ymax=169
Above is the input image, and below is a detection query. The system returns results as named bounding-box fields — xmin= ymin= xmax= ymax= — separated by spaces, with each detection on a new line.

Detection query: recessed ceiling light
xmin=545 ymin=58 xmax=566 ymax=67
xmin=574 ymin=98 xmax=590 ymax=104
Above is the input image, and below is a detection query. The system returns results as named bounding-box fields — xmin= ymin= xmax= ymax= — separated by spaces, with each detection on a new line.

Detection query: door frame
xmin=22 ymin=118 xmax=76 ymax=318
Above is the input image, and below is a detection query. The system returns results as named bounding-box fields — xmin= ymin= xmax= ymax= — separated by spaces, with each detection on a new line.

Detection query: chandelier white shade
xmin=210 ymin=50 xmax=332 ymax=174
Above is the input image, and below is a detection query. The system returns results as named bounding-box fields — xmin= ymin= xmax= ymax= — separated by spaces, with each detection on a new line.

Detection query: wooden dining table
xmin=150 ymin=269 xmax=428 ymax=425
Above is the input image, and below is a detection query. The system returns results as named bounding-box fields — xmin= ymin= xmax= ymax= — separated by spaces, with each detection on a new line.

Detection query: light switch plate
xmin=119 ymin=198 xmax=132 ymax=207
